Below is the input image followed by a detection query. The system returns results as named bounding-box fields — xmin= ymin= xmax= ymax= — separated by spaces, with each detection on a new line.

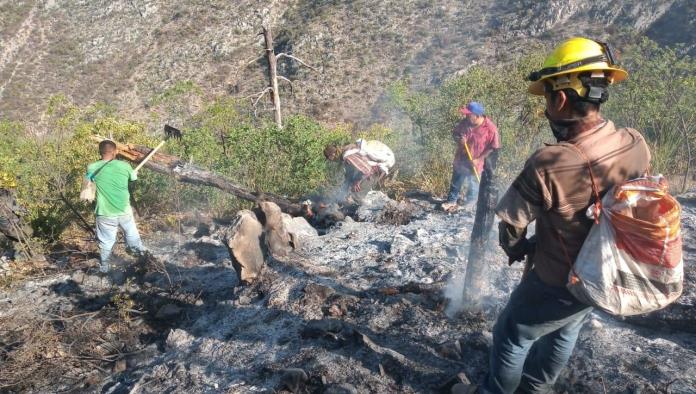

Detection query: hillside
xmin=0 ymin=0 xmax=693 ymax=126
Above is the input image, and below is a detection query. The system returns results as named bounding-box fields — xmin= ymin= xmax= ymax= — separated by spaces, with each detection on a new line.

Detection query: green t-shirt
xmin=86 ymin=159 xmax=137 ymax=217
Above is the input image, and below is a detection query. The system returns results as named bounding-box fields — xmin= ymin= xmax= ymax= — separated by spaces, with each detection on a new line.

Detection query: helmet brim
xmin=527 ymin=65 xmax=628 ymax=95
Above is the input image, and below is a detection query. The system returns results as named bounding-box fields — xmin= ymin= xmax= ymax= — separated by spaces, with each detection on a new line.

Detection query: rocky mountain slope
xmin=0 ymin=0 xmax=693 ymax=126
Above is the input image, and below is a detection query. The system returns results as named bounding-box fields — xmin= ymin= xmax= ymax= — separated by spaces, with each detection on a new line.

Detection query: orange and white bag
xmin=567 ymin=176 xmax=683 ymax=316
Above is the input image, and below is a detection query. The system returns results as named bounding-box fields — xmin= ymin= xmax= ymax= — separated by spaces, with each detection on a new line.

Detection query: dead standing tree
xmin=250 ymin=23 xmax=317 ymax=129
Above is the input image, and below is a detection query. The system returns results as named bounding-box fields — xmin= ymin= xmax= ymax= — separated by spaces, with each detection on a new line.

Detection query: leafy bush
xmin=164 ymin=99 xmax=351 ymax=213
xmin=603 ymin=38 xmax=696 ymax=191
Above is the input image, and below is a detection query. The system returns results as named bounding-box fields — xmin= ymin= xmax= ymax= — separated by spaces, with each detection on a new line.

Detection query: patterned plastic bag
xmin=568 ymin=176 xmax=683 ymax=316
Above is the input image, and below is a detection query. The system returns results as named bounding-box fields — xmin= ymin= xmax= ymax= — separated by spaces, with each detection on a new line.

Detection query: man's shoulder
xmin=87 ymin=160 xmax=106 ymax=173
xmin=526 ymin=143 xmax=579 ymax=172
xmin=484 ymin=117 xmax=498 ymax=131
xmin=614 ymin=125 xmax=646 ymax=141
xmin=113 ymin=159 xmax=133 ymax=170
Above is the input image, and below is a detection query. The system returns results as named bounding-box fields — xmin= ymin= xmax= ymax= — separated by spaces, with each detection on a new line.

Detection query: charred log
xmin=464 ymin=150 xmax=500 ymax=300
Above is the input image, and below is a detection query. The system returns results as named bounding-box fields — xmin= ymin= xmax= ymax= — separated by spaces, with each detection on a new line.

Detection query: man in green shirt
xmin=86 ymin=140 xmax=145 ymax=273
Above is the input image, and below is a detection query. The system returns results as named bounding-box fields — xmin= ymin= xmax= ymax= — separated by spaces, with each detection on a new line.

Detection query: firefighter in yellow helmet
xmin=0 ymin=172 xmax=33 ymax=258
xmin=465 ymin=38 xmax=652 ymax=394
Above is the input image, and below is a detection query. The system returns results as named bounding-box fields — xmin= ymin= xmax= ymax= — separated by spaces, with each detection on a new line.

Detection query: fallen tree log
xmin=90 ymin=136 xmax=304 ymax=215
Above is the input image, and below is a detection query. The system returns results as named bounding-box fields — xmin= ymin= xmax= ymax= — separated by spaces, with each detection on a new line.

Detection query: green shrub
xmin=603 ymin=38 xmax=696 ymax=191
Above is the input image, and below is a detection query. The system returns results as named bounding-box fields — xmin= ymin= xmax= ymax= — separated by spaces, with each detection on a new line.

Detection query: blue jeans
xmin=480 ymin=270 xmax=592 ymax=394
xmin=96 ymin=212 xmax=145 ymax=272
xmin=447 ymin=165 xmax=479 ymax=203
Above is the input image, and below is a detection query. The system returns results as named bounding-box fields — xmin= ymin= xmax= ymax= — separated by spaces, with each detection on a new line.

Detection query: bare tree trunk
xmin=263 ymin=25 xmax=282 ymax=129
xmin=463 ymin=150 xmax=500 ymax=301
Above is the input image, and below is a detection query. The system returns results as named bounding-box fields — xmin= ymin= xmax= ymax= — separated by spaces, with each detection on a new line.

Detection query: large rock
xmin=259 ymin=201 xmax=292 ymax=258
xmin=355 ymin=191 xmax=392 ymax=222
xmin=280 ymin=368 xmax=308 ymax=393
xmin=223 ymin=210 xmax=265 ymax=284
xmin=282 ymin=213 xmax=318 ymax=249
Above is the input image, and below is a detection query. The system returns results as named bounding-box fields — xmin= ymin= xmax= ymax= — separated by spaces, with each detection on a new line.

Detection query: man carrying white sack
xmin=323 ymin=139 xmax=395 ymax=203
xmin=462 ymin=38 xmax=652 ymax=394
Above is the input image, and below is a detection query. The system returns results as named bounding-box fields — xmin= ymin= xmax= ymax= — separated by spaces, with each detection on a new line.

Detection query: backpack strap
xmin=561 ymin=143 xmax=603 ymax=224
xmin=554 ymin=142 xmax=603 ymax=272
xmin=89 ymin=159 xmax=114 ymax=181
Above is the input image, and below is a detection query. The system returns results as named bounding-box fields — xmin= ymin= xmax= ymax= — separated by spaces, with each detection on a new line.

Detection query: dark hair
xmin=99 ymin=140 xmax=117 ymax=156
xmin=323 ymin=145 xmax=338 ymax=160
xmin=545 ymin=71 xmax=610 ymax=116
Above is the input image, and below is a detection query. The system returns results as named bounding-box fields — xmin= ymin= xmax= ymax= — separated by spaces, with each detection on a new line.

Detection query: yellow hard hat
xmin=0 ymin=172 xmax=17 ymax=188
xmin=527 ymin=37 xmax=628 ymax=97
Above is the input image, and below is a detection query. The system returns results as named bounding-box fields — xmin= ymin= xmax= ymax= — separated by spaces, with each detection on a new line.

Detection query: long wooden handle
xmin=134 ymin=140 xmax=166 ymax=172
xmin=463 ymin=140 xmax=481 ymax=183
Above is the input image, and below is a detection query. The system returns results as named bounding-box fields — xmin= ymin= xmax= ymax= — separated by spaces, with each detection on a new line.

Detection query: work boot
xmin=441 ymin=201 xmax=459 ymax=212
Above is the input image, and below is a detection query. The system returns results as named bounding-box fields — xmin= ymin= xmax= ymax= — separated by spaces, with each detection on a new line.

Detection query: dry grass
xmin=0 ymin=308 xmax=147 ymax=392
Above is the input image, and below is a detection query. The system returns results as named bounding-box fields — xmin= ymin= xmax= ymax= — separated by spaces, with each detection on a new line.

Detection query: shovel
xmin=463 ymin=140 xmax=481 ymax=183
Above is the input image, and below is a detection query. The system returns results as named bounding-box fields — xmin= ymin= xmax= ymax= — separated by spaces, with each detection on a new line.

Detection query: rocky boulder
xmin=223 ymin=210 xmax=265 ymax=284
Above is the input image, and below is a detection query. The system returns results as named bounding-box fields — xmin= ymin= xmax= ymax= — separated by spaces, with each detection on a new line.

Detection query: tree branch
xmin=252 ymin=87 xmax=272 ymax=107
xmin=277 ymin=76 xmax=294 ymax=95
xmin=245 ymin=54 xmax=265 ymax=66
xmin=276 ymin=53 xmax=318 ymax=72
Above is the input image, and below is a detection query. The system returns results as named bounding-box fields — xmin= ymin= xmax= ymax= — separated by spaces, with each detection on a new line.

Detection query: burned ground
xmin=0 ymin=192 xmax=695 ymax=393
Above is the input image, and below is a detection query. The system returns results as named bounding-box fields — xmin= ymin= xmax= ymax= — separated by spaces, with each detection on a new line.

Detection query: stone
xmin=355 ymin=191 xmax=392 ymax=222
xmin=71 ymin=270 xmax=86 ymax=284
xmin=259 ymin=201 xmax=292 ymax=258
xmin=280 ymin=368 xmax=308 ymax=393
xmin=303 ymin=283 xmax=336 ymax=303
xmin=416 ymin=228 xmax=429 ymax=243
xmin=327 ymin=304 xmax=343 ymax=317
xmin=282 ymin=213 xmax=319 ymax=238
xmin=223 ymin=210 xmax=265 ymax=284
xmin=389 ymin=234 xmax=415 ymax=255
xmin=301 ymin=319 xmax=345 ymax=338
xmin=590 ymin=318 xmax=603 ymax=329
xmin=378 ymin=199 xmax=415 ymax=225
xmin=300 ymin=319 xmax=354 ymax=345
xmin=166 ymin=329 xmax=195 ymax=350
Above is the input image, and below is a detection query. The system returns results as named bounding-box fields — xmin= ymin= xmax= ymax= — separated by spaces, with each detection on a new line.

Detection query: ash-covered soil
xmin=1 ymin=192 xmax=695 ymax=393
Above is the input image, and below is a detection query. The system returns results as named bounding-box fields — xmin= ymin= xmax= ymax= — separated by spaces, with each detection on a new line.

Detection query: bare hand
xmin=352 ymin=181 xmax=362 ymax=192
